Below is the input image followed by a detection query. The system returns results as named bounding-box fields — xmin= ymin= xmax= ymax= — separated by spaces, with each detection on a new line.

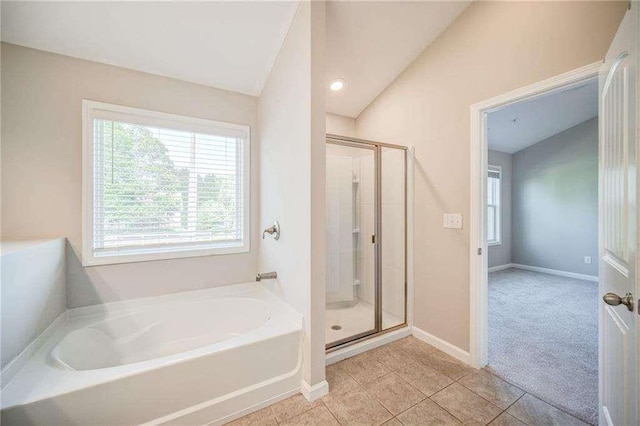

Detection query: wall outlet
xmin=443 ymin=214 xmax=463 ymax=229
xmin=584 ymin=256 xmax=592 ymax=264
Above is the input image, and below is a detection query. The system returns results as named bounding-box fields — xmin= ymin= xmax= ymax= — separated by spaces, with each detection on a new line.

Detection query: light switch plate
xmin=443 ymin=214 xmax=463 ymax=229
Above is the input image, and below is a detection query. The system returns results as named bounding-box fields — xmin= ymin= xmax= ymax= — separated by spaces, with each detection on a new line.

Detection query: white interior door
xmin=599 ymin=5 xmax=638 ymax=426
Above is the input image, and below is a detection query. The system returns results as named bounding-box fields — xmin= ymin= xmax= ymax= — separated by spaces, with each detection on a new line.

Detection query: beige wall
xmin=1 ymin=43 xmax=260 ymax=307
xmin=326 ymin=113 xmax=356 ymax=137
xmin=355 ymin=1 xmax=626 ymax=350
xmin=258 ymin=1 xmax=326 ymax=389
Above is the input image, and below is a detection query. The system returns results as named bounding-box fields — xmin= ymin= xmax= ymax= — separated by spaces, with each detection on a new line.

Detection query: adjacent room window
xmin=82 ymin=101 xmax=250 ymax=266
xmin=487 ymin=165 xmax=501 ymax=246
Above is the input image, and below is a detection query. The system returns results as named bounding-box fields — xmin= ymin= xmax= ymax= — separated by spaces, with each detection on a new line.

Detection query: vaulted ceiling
xmin=2 ymin=0 xmax=471 ymax=117
xmin=488 ymin=79 xmax=598 ymax=154
xmin=327 ymin=0 xmax=471 ymax=118
xmin=1 ymin=1 xmax=298 ymax=96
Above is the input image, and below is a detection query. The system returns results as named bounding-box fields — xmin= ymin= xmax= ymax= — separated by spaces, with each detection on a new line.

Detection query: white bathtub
xmin=1 ymin=283 xmax=303 ymax=425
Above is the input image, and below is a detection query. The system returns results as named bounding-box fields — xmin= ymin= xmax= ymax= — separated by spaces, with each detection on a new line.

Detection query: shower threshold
xmin=325 ymin=301 xmax=402 ymax=347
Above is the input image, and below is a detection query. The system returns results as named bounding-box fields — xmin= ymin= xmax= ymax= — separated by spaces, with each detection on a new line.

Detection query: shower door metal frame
xmin=326 ymin=134 xmax=408 ymax=352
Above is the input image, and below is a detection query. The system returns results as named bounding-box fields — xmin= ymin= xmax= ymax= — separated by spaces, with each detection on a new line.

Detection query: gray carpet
xmin=486 ymin=268 xmax=598 ymax=425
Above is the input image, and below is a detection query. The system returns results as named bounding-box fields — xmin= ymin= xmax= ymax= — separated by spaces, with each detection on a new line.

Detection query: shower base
xmin=325 ymin=301 xmax=403 ymax=346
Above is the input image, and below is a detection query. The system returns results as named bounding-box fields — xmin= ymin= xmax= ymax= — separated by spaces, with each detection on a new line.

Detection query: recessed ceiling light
xmin=330 ymin=79 xmax=345 ymax=92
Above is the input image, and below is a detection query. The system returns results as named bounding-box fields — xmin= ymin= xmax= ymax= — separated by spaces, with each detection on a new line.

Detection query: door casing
xmin=468 ymin=62 xmax=602 ymax=368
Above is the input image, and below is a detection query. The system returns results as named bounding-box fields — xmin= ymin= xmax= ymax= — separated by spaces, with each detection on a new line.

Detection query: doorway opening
xmin=487 ymin=80 xmax=598 ymax=424
xmin=469 ymin=63 xmax=602 ymax=425
xmin=325 ymin=135 xmax=407 ymax=351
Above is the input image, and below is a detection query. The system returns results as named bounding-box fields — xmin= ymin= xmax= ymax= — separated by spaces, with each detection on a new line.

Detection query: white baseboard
xmin=510 ymin=263 xmax=598 ymax=282
xmin=301 ymin=380 xmax=328 ymax=402
xmin=412 ymin=326 xmax=471 ymax=365
xmin=487 ymin=263 xmax=598 ymax=282
xmin=488 ymin=263 xmax=514 ymax=272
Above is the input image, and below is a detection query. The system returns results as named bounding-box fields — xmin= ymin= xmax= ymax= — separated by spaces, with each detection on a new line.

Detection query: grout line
xmin=341 ymin=350 xmax=432 ymax=421
xmin=483 ymin=367 xmax=527 ymax=394
xmin=371 ymin=375 xmax=428 ymax=418
xmin=393 ymin=392 xmax=430 ymax=419
xmin=269 ymin=395 xmax=323 ymax=425
xmin=427 ymin=394 xmax=469 ymax=425
xmin=500 ymin=393 xmax=529 ymax=425
xmin=357 ymin=382 xmax=395 ymax=419
xmin=430 ymin=379 xmax=457 ymax=395
xmin=424 ymin=381 xmax=464 ymax=421
xmin=485 ymin=367 xmax=591 ymax=424
xmin=504 ymin=393 xmax=525 ymax=412
xmin=429 ymin=380 xmax=502 ymax=425
xmin=321 ymin=400 xmax=344 ymax=426
xmin=456 ymin=369 xmax=475 ymax=380
xmin=453 ymin=376 xmax=507 ymax=413
xmin=484 ymin=404 xmax=505 ymax=425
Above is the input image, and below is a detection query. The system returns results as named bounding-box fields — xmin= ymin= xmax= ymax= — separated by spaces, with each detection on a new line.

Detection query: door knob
xmin=603 ymin=292 xmax=634 ymax=311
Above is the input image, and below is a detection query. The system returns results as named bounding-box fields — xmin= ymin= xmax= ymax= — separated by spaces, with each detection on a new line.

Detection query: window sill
xmin=82 ymin=243 xmax=250 ymax=267
xmin=488 ymin=241 xmax=502 ymax=247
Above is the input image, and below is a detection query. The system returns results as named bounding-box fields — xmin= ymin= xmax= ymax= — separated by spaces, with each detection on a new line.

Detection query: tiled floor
xmin=229 ymin=336 xmax=588 ymax=426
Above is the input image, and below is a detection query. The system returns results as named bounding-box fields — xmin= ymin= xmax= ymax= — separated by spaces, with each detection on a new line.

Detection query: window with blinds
xmin=82 ymin=101 xmax=250 ymax=265
xmin=487 ymin=165 xmax=501 ymax=246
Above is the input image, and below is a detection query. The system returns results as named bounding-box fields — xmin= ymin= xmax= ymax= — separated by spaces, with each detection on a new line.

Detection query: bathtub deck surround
xmin=0 ymin=239 xmax=66 ymax=385
xmin=1 ymin=283 xmax=304 ymax=425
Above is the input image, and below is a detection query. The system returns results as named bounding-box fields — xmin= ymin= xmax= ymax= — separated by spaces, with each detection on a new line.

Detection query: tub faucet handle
xmin=262 ymin=221 xmax=280 ymax=240
xmin=256 ymin=272 xmax=278 ymax=282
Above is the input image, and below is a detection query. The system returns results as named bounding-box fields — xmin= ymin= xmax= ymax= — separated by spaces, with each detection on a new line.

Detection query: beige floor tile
xmin=339 ymin=352 xmax=391 ymax=384
xmin=324 ymin=387 xmax=393 ymax=425
xmin=383 ymin=418 xmax=404 ymax=425
xmin=227 ymin=406 xmax=278 ymax=426
xmin=412 ymin=350 xmax=474 ymax=380
xmin=506 ymin=394 xmax=587 ymax=426
xmin=458 ymin=370 xmax=525 ymax=409
xmin=363 ymin=373 xmax=427 ymax=415
xmin=396 ymin=398 xmax=462 ymax=426
xmin=393 ymin=337 xmax=438 ymax=357
xmin=370 ymin=343 xmax=417 ymax=371
xmin=431 ymin=383 xmax=503 ymax=425
xmin=488 ymin=412 xmax=526 ymax=426
xmin=325 ymin=363 xmax=359 ymax=396
xmin=270 ymin=394 xmax=322 ymax=423
xmin=394 ymin=359 xmax=454 ymax=396
xmin=280 ymin=405 xmax=340 ymax=426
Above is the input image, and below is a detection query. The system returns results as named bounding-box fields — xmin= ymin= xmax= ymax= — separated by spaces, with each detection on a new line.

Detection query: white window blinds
xmin=487 ymin=166 xmax=501 ymax=245
xmin=83 ymin=101 xmax=250 ymax=265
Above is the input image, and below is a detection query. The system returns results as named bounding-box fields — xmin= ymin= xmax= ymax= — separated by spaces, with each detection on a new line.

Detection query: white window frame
xmin=82 ymin=100 xmax=251 ymax=266
xmin=487 ymin=164 xmax=502 ymax=247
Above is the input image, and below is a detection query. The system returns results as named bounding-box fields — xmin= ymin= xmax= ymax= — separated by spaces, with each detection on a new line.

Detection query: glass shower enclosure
xmin=325 ymin=135 xmax=407 ymax=350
